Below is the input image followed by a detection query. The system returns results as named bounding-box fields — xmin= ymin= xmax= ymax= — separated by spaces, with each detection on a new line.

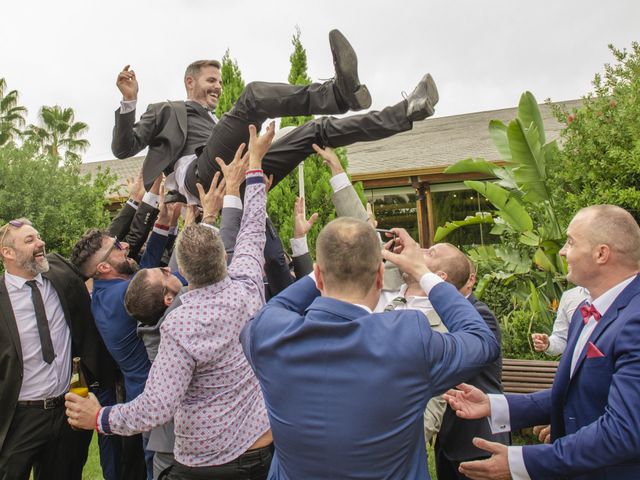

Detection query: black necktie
xmin=25 ymin=280 xmax=55 ymax=364
xmin=384 ymin=296 xmax=407 ymax=311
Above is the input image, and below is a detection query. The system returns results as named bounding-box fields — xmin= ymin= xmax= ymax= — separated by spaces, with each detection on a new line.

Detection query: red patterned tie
xmin=579 ymin=304 xmax=601 ymax=324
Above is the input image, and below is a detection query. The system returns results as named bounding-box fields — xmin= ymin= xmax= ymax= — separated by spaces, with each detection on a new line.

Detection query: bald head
xmin=423 ymin=243 xmax=471 ymax=290
xmin=574 ymin=205 xmax=640 ymax=268
xmin=316 ymin=217 xmax=382 ymax=297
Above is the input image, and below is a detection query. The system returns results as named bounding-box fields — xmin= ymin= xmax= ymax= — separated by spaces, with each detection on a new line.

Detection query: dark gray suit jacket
xmin=112 ymin=102 xmax=188 ymax=190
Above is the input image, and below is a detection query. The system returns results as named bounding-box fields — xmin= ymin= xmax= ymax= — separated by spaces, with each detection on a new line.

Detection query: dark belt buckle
xmin=43 ymin=397 xmax=58 ymax=410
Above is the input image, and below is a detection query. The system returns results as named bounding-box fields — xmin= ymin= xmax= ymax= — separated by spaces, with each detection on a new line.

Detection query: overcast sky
xmin=2 ymin=0 xmax=638 ymax=162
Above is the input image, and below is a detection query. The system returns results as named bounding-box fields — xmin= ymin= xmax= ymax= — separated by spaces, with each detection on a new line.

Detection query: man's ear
xmin=0 ymin=246 xmax=15 ymax=262
xmin=185 ymin=76 xmax=195 ymax=95
xmin=436 ymin=270 xmax=448 ymax=282
xmin=163 ymin=291 xmax=176 ymax=307
xmin=595 ymin=244 xmax=611 ymax=265
xmin=375 ymin=262 xmax=385 ymax=290
xmin=313 ymin=263 xmax=324 ymax=292
xmin=94 ymin=261 xmax=111 ymax=277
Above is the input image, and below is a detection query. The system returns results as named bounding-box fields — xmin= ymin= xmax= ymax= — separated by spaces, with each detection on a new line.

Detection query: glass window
xmin=364 ymin=187 xmax=419 ymax=241
xmin=431 ymin=182 xmax=494 ymax=249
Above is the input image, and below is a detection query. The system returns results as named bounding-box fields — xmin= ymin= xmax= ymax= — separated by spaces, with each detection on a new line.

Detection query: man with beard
xmin=0 ymin=219 xmax=117 ymax=479
xmin=113 ymin=30 xmax=439 ymax=203
xmin=69 ymin=204 xmax=176 ymax=479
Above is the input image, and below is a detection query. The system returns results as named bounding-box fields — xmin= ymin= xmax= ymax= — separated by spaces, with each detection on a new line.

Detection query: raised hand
xmin=248 ymin=121 xmax=276 ymax=170
xmin=197 ymin=171 xmax=226 ymax=223
xmin=127 ymin=170 xmax=145 ymax=202
xmin=366 ymin=203 xmax=377 ymax=228
xmin=293 ymin=197 xmax=319 ymax=239
xmin=380 ymin=228 xmax=429 ymax=281
xmin=442 ymin=383 xmax=491 ymax=420
xmin=215 ymin=144 xmax=249 ymax=197
xmin=117 ymin=64 xmax=138 ymax=101
xmin=184 ymin=205 xmax=199 ymax=226
xmin=312 ymin=143 xmax=344 ymax=176
xmin=156 ymin=184 xmax=172 ymax=226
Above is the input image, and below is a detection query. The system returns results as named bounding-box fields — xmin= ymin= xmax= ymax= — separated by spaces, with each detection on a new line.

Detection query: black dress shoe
xmin=406 ymin=74 xmax=439 ymax=122
xmin=329 ymin=29 xmax=372 ymax=111
xmin=164 ymin=190 xmax=187 ymax=204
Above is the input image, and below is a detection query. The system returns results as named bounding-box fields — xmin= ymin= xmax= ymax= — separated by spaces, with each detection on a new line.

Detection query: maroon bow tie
xmin=580 ymin=304 xmax=601 ymax=324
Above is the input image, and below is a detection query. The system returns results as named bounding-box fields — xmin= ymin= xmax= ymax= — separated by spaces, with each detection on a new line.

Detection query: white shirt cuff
xmin=329 ymin=172 xmax=351 ymax=193
xmin=126 ymin=199 xmax=139 ymax=210
xmin=418 ymin=273 xmax=444 ymax=295
xmin=290 ymin=236 xmax=309 ymax=257
xmin=546 ymin=335 xmax=566 ymax=355
xmin=508 ymin=446 xmax=531 ymax=480
xmin=223 ymin=195 xmax=242 ymax=210
xmin=487 ymin=394 xmax=511 ymax=434
xmin=152 ymin=225 xmax=170 ymax=237
xmin=120 ymin=99 xmax=136 ymax=114
xmin=142 ymin=191 xmax=160 ymax=209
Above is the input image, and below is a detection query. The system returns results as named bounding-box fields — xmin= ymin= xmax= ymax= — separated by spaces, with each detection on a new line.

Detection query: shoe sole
xmin=329 ymin=29 xmax=372 ymax=110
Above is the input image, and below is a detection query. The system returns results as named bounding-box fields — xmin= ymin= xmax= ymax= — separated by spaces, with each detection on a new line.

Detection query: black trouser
xmin=0 ymin=402 xmax=92 ymax=480
xmin=185 ymin=81 xmax=411 ymax=196
xmin=434 ymin=439 xmax=489 ymax=480
xmin=160 ymin=444 xmax=273 ymax=480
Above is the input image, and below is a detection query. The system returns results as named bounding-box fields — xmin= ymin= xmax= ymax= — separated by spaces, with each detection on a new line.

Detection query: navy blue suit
xmin=507 ymin=275 xmax=640 ymax=479
xmin=242 ymin=276 xmax=499 ymax=480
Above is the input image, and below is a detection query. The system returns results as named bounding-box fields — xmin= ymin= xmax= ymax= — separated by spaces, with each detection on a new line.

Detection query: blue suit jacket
xmin=242 ymin=276 xmax=499 ymax=480
xmin=507 ymin=275 xmax=640 ymax=479
xmin=92 ymin=231 xmax=167 ymax=401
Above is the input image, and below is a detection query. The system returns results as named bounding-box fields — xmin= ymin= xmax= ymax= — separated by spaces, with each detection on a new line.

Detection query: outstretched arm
xmin=111 ymin=65 xmax=156 ymax=159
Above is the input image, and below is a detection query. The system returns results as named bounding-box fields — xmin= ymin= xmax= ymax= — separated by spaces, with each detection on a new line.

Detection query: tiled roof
xmin=346 ymin=99 xmax=582 ymax=179
xmin=80 ymin=99 xmax=581 ymax=196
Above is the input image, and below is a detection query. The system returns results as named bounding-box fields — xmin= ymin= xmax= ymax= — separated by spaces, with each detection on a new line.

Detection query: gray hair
xmin=176 ymin=224 xmax=227 ymax=289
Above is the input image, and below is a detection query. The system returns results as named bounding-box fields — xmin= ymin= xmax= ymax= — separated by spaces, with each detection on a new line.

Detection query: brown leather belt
xmin=17 ymin=393 xmax=65 ymax=409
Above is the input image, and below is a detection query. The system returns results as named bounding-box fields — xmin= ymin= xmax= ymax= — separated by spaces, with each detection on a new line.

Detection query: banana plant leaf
xmin=464 ymin=180 xmax=533 ymax=232
xmin=434 ymin=212 xmax=494 ymax=242
xmin=444 ymin=157 xmax=498 ymax=176
xmin=489 ymin=120 xmax=512 ymax=162
xmin=517 ymin=91 xmax=546 ymax=145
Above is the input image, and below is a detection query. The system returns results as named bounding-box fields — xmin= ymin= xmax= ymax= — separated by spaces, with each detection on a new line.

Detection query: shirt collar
xmin=4 ymin=272 xmax=44 ymax=290
xmin=589 ymin=274 xmax=637 ymax=316
xmin=353 ymin=303 xmax=373 ymax=313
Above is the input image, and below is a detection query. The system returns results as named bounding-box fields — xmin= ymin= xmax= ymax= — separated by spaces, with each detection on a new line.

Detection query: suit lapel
xmin=570 ymin=275 xmax=640 ymax=380
xmin=0 ymin=275 xmax=23 ymax=365
xmin=168 ymin=101 xmax=188 ymax=140
xmin=552 ymin=299 xmax=588 ymax=409
xmin=187 ymin=101 xmax=216 ymax=125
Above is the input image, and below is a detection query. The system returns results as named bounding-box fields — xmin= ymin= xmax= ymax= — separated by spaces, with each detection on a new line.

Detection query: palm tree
xmin=26 ymin=105 xmax=89 ymax=163
xmin=0 ymin=78 xmax=28 ymax=146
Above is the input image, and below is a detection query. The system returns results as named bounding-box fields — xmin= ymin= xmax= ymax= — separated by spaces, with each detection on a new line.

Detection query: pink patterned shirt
xmin=98 ymin=174 xmax=270 ymax=467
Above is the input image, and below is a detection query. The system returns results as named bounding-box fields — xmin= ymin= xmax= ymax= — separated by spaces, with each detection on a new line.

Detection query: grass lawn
xmin=82 ymin=433 xmax=103 ymax=480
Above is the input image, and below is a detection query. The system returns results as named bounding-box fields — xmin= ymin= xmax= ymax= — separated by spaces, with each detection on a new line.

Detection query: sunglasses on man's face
xmin=94 ymin=237 xmax=125 ymax=272
xmin=0 ymin=220 xmax=28 ymax=248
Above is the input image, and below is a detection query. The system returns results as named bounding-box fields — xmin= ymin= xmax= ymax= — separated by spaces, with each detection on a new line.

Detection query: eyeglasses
xmin=0 ymin=220 xmax=28 ymax=248
xmin=93 ymin=237 xmax=125 ymax=276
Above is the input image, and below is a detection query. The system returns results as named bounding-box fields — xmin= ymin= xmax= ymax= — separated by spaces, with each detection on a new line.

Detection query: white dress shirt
xmin=487 ymin=274 xmax=637 ymax=480
xmin=4 ymin=272 xmax=72 ymax=400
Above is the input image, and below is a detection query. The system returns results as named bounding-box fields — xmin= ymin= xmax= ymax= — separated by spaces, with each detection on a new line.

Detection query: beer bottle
xmin=69 ymin=357 xmax=89 ymax=397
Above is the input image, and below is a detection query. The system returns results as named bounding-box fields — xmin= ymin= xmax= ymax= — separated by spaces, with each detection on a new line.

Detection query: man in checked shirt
xmin=65 ymin=122 xmax=275 ymax=480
